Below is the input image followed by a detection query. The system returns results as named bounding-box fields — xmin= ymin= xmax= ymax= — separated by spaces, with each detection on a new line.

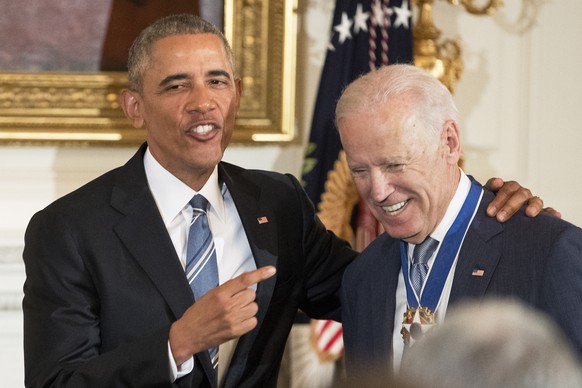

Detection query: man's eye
xmin=351 ymin=169 xmax=367 ymax=176
xmin=165 ymin=84 xmax=184 ymax=91
xmin=386 ymin=164 xmax=404 ymax=172
xmin=209 ymin=79 xmax=229 ymax=87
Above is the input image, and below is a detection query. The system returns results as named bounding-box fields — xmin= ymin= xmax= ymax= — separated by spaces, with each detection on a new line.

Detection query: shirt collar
xmin=143 ymin=147 xmax=226 ymax=225
xmin=429 ymin=168 xmax=471 ymax=243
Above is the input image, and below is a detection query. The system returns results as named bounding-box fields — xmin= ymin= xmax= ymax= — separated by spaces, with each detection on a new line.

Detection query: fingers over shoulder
xmin=486 ymin=179 xmax=532 ymax=222
xmin=484 ymin=177 xmax=504 ymax=191
xmin=526 ymin=205 xmax=562 ymax=219
xmin=523 ymin=195 xmax=544 ymax=218
xmin=543 ymin=206 xmax=562 ymax=218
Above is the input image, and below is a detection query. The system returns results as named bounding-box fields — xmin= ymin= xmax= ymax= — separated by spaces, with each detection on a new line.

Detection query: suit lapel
xmin=110 ymin=145 xmax=194 ymax=320
xmin=111 ymin=146 xmax=219 ymax=383
xmin=218 ymin=163 xmax=278 ymax=386
xmin=450 ymin=193 xmax=503 ymax=304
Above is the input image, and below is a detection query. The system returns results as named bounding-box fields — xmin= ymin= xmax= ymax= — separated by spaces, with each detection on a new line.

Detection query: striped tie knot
xmin=410 ymin=237 xmax=438 ymax=297
xmin=190 ymin=194 xmax=209 ymax=215
xmin=412 ymin=237 xmax=438 ymax=266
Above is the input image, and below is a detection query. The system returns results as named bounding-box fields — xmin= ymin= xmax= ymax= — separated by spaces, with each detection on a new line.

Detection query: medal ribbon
xmin=400 ymin=178 xmax=483 ymax=311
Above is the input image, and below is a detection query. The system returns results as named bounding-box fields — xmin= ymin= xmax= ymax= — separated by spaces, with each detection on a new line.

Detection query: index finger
xmin=483 ymin=177 xmax=504 ymax=192
xmin=540 ymin=206 xmax=562 ymax=219
xmin=486 ymin=181 xmax=531 ymax=221
xmin=524 ymin=196 xmax=544 ymax=218
xmin=222 ymin=266 xmax=276 ymax=295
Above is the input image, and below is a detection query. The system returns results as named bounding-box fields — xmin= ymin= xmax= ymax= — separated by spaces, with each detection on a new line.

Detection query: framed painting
xmin=0 ymin=0 xmax=297 ymax=146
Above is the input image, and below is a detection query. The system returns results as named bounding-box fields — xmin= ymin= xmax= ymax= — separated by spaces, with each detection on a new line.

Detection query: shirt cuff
xmin=168 ymin=341 xmax=194 ymax=381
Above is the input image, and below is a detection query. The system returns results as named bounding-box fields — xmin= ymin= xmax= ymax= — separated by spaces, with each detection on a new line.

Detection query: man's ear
xmin=234 ymin=78 xmax=243 ymax=114
xmin=119 ymin=89 xmax=145 ymax=128
xmin=443 ymin=120 xmax=461 ymax=165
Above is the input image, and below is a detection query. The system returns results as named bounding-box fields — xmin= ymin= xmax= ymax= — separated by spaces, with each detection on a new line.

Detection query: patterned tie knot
xmin=190 ymin=194 xmax=209 ymax=215
xmin=412 ymin=237 xmax=438 ymax=265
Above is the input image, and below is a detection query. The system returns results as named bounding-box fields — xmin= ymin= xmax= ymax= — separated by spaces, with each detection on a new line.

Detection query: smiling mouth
xmin=191 ymin=124 xmax=215 ymax=135
xmin=382 ymin=200 xmax=408 ymax=214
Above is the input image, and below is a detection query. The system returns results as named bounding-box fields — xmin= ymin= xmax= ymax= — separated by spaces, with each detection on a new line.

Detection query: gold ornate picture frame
xmin=0 ymin=0 xmax=297 ymax=146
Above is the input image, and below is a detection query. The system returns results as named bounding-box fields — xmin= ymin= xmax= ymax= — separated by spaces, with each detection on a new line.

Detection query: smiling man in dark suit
xmin=337 ymin=64 xmax=582 ymax=377
xmin=22 ymin=15 xmax=547 ymax=388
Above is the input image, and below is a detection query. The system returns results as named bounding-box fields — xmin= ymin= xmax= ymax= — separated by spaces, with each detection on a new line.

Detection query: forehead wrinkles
xmin=345 ymin=121 xmax=427 ymax=169
xmin=146 ymin=37 xmax=234 ymax=81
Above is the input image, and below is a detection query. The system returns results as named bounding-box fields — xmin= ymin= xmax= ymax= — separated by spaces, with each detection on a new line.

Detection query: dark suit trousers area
xmin=22 ymin=144 xmax=357 ymax=388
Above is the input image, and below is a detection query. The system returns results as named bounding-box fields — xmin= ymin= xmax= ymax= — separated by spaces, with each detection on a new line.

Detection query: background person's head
xmin=336 ymin=64 xmax=462 ymax=244
xmin=400 ymin=299 xmax=582 ymax=388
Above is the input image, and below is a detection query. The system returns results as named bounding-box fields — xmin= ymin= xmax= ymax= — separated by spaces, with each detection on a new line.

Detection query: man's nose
xmin=369 ymin=171 xmax=394 ymax=203
xmin=186 ymin=86 xmax=216 ymax=113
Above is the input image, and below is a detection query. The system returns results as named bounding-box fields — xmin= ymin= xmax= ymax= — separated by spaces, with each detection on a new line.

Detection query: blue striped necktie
xmin=186 ymin=194 xmax=219 ymax=377
xmin=410 ymin=237 xmax=438 ymax=297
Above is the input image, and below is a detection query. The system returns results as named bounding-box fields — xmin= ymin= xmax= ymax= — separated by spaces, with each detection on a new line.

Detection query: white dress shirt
xmin=143 ymin=148 xmax=256 ymax=384
xmin=392 ymin=171 xmax=482 ymax=371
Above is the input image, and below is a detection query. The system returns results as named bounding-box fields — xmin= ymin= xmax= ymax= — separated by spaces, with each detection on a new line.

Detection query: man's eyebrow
xmin=158 ymin=70 xmax=231 ymax=88
xmin=208 ymin=70 xmax=231 ymax=78
xmin=159 ymin=73 xmax=190 ymax=87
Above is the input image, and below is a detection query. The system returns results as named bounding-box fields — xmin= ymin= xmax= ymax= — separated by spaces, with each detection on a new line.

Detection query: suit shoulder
xmin=40 ymin=166 xmax=124 ymax=215
xmin=346 ymin=234 xmax=398 ymax=274
xmin=219 ymin=161 xmax=300 ymax=188
xmin=475 ymin=188 xmax=578 ymax=236
xmin=503 ymin=204 xmax=580 ymax=236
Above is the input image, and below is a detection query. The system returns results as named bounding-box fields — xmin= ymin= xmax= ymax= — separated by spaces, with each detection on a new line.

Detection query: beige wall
xmin=1 ymin=1 xmax=581 ymax=385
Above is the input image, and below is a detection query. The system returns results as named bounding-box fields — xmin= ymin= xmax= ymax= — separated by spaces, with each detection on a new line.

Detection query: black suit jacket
xmin=340 ymin=188 xmax=582 ymax=376
xmin=23 ymin=144 xmax=356 ymax=387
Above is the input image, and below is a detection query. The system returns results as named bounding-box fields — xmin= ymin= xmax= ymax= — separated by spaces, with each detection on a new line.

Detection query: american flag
xmin=302 ymin=0 xmax=413 ymax=363
xmin=472 ymin=268 xmax=485 ymax=277
xmin=301 ymin=0 xmax=413 ymax=204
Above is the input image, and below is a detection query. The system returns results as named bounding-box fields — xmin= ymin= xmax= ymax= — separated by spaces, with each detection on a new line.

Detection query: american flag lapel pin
xmin=257 ymin=216 xmax=269 ymax=224
xmin=472 ymin=268 xmax=485 ymax=277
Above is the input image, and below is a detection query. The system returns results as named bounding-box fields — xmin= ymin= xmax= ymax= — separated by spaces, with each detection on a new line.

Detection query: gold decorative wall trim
xmin=0 ymin=0 xmax=298 ymax=146
xmin=413 ymin=0 xmax=503 ymax=92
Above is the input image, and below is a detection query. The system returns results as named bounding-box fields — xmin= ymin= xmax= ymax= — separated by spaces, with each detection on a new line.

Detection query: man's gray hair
xmin=127 ymin=14 xmax=235 ymax=92
xmin=335 ymin=64 xmax=459 ymax=146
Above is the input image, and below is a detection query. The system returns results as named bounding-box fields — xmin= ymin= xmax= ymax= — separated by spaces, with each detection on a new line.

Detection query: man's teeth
xmin=193 ymin=124 xmax=213 ymax=134
xmin=383 ymin=200 xmax=407 ymax=213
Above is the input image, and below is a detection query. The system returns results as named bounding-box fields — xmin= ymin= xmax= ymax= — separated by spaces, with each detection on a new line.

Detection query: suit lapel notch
xmin=110 ymin=149 xmax=194 ymax=320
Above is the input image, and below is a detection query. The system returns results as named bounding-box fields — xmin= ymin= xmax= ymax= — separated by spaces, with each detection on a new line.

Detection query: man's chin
xmin=382 ymin=224 xmax=423 ymax=242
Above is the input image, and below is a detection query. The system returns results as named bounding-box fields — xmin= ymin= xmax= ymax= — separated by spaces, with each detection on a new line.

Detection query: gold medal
xmin=401 ymin=306 xmax=436 ymax=346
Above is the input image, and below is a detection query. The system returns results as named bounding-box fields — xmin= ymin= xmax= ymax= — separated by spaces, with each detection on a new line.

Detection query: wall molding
xmin=0 ymin=244 xmax=23 ymax=265
xmin=0 ymin=243 xmax=25 ymax=312
xmin=0 ymin=292 xmax=22 ymax=312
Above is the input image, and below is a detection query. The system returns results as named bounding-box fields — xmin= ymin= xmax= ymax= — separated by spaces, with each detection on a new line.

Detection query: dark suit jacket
xmin=23 ymin=144 xmax=356 ymax=388
xmin=340 ymin=187 xmax=582 ymax=376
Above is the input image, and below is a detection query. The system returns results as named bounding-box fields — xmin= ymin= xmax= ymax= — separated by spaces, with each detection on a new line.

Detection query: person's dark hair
xmin=127 ymin=14 xmax=235 ymax=92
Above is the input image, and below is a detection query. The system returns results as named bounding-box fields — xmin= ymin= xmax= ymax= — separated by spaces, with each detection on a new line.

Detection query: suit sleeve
xmin=23 ymin=209 xmax=175 ymax=388
xmin=540 ymin=225 xmax=582 ymax=357
xmin=286 ymin=174 xmax=357 ymax=320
